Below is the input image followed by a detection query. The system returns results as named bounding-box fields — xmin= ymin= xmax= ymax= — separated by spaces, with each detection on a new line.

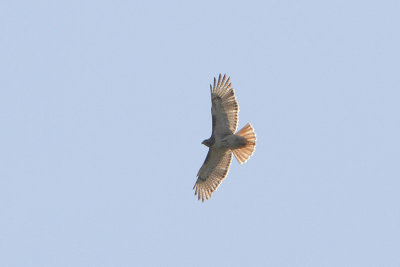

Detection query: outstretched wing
xmin=194 ymin=148 xmax=233 ymax=202
xmin=211 ymin=74 xmax=239 ymax=136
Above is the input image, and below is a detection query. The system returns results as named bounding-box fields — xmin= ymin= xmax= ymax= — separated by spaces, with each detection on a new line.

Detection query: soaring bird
xmin=194 ymin=74 xmax=256 ymax=202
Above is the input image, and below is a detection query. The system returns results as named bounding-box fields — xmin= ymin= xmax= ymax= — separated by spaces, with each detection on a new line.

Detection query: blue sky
xmin=1 ymin=1 xmax=399 ymax=266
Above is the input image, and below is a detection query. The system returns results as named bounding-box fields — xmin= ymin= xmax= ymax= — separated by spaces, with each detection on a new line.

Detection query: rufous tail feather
xmin=232 ymin=123 xmax=256 ymax=164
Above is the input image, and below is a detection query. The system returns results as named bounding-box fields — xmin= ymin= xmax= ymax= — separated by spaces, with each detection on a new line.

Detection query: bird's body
xmin=194 ymin=74 xmax=256 ymax=202
xmin=203 ymin=134 xmax=246 ymax=149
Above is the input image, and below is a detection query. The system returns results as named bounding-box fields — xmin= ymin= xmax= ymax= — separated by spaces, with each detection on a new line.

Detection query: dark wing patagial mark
xmin=203 ymin=150 xmax=211 ymax=165
xmin=211 ymin=114 xmax=217 ymax=133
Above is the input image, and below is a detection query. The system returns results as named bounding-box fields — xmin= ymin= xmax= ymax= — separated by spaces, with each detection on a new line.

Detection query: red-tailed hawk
xmin=194 ymin=74 xmax=256 ymax=202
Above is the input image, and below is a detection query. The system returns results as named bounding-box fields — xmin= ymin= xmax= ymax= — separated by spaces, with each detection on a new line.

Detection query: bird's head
xmin=202 ymin=137 xmax=214 ymax=147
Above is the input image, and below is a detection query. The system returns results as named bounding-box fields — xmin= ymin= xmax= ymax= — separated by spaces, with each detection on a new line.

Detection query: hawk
xmin=194 ymin=74 xmax=256 ymax=202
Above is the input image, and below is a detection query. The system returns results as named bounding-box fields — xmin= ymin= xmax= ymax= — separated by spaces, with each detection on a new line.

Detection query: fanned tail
xmin=232 ymin=123 xmax=256 ymax=164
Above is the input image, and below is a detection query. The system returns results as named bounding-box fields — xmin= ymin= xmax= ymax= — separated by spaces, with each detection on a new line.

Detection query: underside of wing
xmin=211 ymin=74 xmax=239 ymax=135
xmin=194 ymin=148 xmax=233 ymax=202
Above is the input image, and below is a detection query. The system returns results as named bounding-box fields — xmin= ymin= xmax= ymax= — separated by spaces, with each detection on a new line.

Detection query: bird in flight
xmin=194 ymin=74 xmax=256 ymax=202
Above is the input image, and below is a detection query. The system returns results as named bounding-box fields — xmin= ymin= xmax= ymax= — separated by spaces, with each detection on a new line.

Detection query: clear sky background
xmin=1 ymin=1 xmax=399 ymax=266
